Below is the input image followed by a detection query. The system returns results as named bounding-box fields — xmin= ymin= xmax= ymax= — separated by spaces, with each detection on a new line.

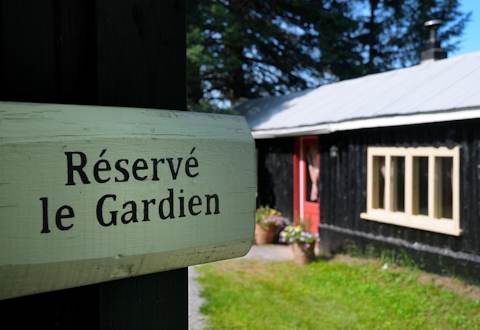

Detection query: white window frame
xmin=360 ymin=146 xmax=461 ymax=236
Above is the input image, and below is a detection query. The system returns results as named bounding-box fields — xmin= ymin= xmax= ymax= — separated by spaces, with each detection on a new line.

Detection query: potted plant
xmin=255 ymin=206 xmax=287 ymax=245
xmin=280 ymin=225 xmax=317 ymax=265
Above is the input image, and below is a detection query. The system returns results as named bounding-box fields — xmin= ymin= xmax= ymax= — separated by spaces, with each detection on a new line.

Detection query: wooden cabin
xmin=238 ymin=51 xmax=480 ymax=281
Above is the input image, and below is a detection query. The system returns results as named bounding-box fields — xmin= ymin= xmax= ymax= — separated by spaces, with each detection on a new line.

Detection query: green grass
xmin=197 ymin=258 xmax=480 ymax=330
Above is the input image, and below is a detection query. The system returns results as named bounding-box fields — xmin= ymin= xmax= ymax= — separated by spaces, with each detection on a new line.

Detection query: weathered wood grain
xmin=0 ymin=101 xmax=256 ymax=300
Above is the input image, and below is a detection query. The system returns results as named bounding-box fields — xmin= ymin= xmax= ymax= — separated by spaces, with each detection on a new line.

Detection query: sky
xmin=452 ymin=0 xmax=480 ymax=56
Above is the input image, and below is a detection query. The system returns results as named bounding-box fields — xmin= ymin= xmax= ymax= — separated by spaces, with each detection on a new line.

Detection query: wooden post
xmin=0 ymin=1 xmax=188 ymax=329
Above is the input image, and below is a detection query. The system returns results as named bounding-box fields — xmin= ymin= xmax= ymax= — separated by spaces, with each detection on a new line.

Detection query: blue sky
xmin=453 ymin=0 xmax=480 ymax=56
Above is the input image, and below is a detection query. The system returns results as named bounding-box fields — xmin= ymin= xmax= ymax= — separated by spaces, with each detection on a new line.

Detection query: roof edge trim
xmin=251 ymin=108 xmax=480 ymax=139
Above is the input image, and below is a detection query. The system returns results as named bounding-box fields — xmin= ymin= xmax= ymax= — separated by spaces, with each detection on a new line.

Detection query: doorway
xmin=294 ymin=136 xmax=320 ymax=234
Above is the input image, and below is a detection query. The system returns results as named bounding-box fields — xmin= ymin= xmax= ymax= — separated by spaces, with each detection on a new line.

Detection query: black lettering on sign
xmin=205 ymin=194 xmax=220 ymax=215
xmin=188 ymin=195 xmax=202 ymax=216
xmin=93 ymin=189 xmax=221 ymax=226
xmin=56 ymin=205 xmax=75 ymax=231
xmin=40 ymin=146 xmax=222 ymax=233
xmin=132 ymin=159 xmax=148 ymax=181
xmin=114 ymin=159 xmax=130 ymax=182
xmin=151 ymin=158 xmax=165 ymax=181
xmin=185 ymin=147 xmax=199 ymax=177
xmin=121 ymin=200 xmax=138 ymax=224
xmin=64 ymin=147 xmax=201 ymax=185
xmin=97 ymin=194 xmax=118 ymax=226
xmin=142 ymin=199 xmax=156 ymax=222
xmin=166 ymin=158 xmax=183 ymax=180
xmin=93 ymin=149 xmax=111 ymax=183
xmin=40 ymin=197 xmax=50 ymax=233
xmin=40 ymin=197 xmax=76 ymax=233
xmin=158 ymin=188 xmax=175 ymax=219
xmin=65 ymin=151 xmax=90 ymax=185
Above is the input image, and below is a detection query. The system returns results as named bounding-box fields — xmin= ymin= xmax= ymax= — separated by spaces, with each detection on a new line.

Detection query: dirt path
xmin=188 ymin=267 xmax=208 ymax=330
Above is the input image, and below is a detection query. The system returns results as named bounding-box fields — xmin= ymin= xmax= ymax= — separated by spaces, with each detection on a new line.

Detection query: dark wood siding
xmin=0 ymin=1 xmax=188 ymax=328
xmin=319 ymin=119 xmax=480 ymax=282
xmin=256 ymin=138 xmax=294 ymax=221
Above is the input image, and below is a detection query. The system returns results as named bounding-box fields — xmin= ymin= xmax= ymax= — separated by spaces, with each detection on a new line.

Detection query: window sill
xmin=360 ymin=210 xmax=461 ymax=236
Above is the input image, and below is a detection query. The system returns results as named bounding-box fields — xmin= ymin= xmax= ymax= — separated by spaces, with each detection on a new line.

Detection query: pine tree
xmin=187 ymin=0 xmax=470 ymax=109
xmin=355 ymin=0 xmax=470 ymax=74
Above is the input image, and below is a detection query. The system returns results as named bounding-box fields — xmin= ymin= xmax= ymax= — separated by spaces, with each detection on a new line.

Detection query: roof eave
xmin=251 ymin=108 xmax=480 ymax=139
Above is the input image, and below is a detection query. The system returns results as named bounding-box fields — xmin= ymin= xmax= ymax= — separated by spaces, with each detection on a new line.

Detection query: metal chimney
xmin=421 ymin=19 xmax=447 ymax=63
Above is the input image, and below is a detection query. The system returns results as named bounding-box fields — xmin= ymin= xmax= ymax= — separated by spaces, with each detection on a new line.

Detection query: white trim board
xmin=251 ymin=108 xmax=480 ymax=139
xmin=361 ymin=146 xmax=461 ymax=236
xmin=299 ymin=138 xmax=305 ymax=219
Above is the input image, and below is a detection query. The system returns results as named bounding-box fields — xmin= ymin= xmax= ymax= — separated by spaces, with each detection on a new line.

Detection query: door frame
xmin=293 ymin=136 xmax=320 ymax=232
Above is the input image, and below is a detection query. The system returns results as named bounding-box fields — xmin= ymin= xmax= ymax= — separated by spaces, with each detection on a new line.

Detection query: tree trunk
xmin=367 ymin=0 xmax=379 ymax=72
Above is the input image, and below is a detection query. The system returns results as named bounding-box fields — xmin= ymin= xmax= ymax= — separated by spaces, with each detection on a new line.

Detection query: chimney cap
xmin=424 ymin=19 xmax=443 ymax=27
xmin=421 ymin=19 xmax=446 ymax=63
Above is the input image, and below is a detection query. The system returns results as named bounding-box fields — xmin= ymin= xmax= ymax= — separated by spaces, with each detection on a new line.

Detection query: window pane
xmin=306 ymin=145 xmax=319 ymax=202
xmin=372 ymin=156 xmax=385 ymax=209
xmin=435 ymin=157 xmax=453 ymax=219
xmin=391 ymin=156 xmax=405 ymax=212
xmin=413 ymin=157 xmax=429 ymax=215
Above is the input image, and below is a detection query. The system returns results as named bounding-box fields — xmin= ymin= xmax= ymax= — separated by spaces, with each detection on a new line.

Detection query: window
xmin=361 ymin=147 xmax=460 ymax=236
xmin=306 ymin=145 xmax=319 ymax=202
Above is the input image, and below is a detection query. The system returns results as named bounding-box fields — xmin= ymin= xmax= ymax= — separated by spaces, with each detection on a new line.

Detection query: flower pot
xmin=292 ymin=242 xmax=315 ymax=265
xmin=255 ymin=224 xmax=275 ymax=245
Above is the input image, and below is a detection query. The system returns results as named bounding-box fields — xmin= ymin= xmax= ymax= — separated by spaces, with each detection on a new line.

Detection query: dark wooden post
xmin=0 ymin=1 xmax=188 ymax=329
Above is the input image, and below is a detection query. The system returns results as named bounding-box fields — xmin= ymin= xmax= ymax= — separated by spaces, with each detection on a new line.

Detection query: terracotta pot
xmin=292 ymin=242 xmax=315 ymax=265
xmin=255 ymin=224 xmax=276 ymax=245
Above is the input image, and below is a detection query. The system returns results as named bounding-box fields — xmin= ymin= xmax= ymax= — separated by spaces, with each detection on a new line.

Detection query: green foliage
xmin=352 ymin=0 xmax=471 ymax=73
xmin=279 ymin=224 xmax=316 ymax=246
xmin=187 ymin=100 xmax=239 ymax=115
xmin=187 ymin=0 xmax=360 ymax=107
xmin=198 ymin=259 xmax=480 ymax=329
xmin=187 ymin=0 xmax=470 ymax=109
xmin=255 ymin=206 xmax=286 ymax=229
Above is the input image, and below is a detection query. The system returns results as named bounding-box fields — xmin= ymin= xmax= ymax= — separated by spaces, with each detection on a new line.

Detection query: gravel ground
xmin=188 ymin=267 xmax=208 ymax=330
xmin=241 ymin=244 xmax=293 ymax=261
xmin=188 ymin=245 xmax=293 ymax=329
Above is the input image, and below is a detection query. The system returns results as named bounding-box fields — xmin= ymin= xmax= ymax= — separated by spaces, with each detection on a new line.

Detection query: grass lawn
xmin=197 ymin=257 xmax=480 ymax=330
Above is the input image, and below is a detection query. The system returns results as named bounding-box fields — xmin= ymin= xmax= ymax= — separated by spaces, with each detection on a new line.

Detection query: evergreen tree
xmin=187 ymin=0 xmax=470 ymax=108
xmin=355 ymin=0 xmax=470 ymax=74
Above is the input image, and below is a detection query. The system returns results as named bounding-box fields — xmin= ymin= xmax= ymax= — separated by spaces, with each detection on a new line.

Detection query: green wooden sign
xmin=0 ymin=102 xmax=256 ymax=300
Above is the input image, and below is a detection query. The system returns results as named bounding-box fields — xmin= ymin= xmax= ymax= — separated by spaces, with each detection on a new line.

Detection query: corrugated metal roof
xmin=237 ymin=52 xmax=480 ymax=137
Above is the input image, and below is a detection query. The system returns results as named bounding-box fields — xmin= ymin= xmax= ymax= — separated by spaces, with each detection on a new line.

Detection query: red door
xmin=294 ymin=136 xmax=320 ymax=234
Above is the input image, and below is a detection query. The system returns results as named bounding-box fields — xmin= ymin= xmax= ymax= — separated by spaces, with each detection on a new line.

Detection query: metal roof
xmin=237 ymin=52 xmax=480 ymax=138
